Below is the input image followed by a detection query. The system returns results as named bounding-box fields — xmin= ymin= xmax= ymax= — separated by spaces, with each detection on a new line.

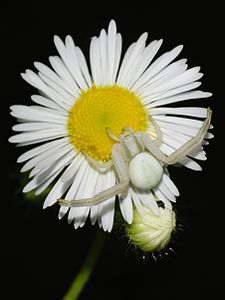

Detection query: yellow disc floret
xmin=68 ymin=85 xmax=148 ymax=162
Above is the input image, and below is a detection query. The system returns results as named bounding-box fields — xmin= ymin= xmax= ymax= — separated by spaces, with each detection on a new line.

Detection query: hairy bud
xmin=125 ymin=205 xmax=176 ymax=252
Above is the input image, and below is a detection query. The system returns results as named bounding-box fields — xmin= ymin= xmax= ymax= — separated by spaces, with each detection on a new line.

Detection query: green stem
xmin=62 ymin=229 xmax=106 ymax=300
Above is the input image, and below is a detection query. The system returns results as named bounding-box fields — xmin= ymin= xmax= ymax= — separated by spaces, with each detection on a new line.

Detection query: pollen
xmin=68 ymin=85 xmax=148 ymax=162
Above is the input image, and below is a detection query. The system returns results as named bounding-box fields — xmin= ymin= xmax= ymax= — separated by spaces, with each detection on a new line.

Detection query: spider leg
xmin=148 ymin=115 xmax=163 ymax=146
xmin=58 ymin=144 xmax=129 ymax=207
xmin=135 ymin=131 xmax=168 ymax=163
xmin=163 ymin=107 xmax=212 ymax=165
xmin=137 ymin=107 xmax=212 ymax=166
xmin=81 ymin=150 xmax=113 ymax=172
xmin=105 ymin=127 xmax=120 ymax=142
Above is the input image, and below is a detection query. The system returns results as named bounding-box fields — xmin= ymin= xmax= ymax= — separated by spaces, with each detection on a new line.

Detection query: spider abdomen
xmin=128 ymin=152 xmax=163 ymax=190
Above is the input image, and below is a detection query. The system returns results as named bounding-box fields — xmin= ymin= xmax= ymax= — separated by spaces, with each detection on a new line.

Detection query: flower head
xmin=9 ymin=20 xmax=212 ymax=233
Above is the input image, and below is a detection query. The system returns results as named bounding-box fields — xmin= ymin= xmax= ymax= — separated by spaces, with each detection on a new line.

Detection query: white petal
xmin=21 ymin=70 xmax=70 ymax=110
xmin=23 ymin=166 xmax=63 ymax=193
xmin=99 ymin=171 xmax=115 ymax=232
xmin=35 ymin=144 xmax=73 ymax=170
xmin=162 ymin=173 xmax=180 ymax=196
xmin=153 ymin=188 xmax=172 ymax=209
xmin=107 ymin=20 xmax=117 ymax=82
xmin=75 ymin=46 xmax=92 ymax=88
xmin=31 ymin=95 xmax=64 ymax=111
xmin=67 ymin=161 xmax=90 ymax=224
xmin=203 ymin=140 xmax=209 ymax=146
xmin=126 ymin=40 xmax=163 ymax=90
xmin=16 ymin=137 xmax=64 ymax=147
xmin=134 ymin=190 xmax=159 ymax=215
xmin=141 ymin=67 xmax=203 ymax=98
xmin=23 ymin=150 xmax=75 ymax=192
xmin=112 ymin=34 xmax=122 ymax=83
xmin=129 ymin=187 xmax=144 ymax=216
xmin=161 ymin=130 xmax=207 ymax=163
xmin=90 ymin=172 xmax=103 ymax=226
xmin=34 ymin=61 xmax=76 ymax=96
xmin=49 ymin=55 xmax=80 ymax=96
xmin=119 ymin=192 xmax=133 ymax=224
xmin=20 ymin=138 xmax=68 ymax=172
xmin=157 ymin=119 xmax=200 ymax=137
xmin=58 ymin=205 xmax=69 ymax=220
xmin=161 ymin=127 xmax=191 ymax=145
xmin=205 ymin=132 xmax=214 ymax=139
xmin=120 ymin=32 xmax=149 ymax=87
xmin=38 ymin=73 xmax=75 ymax=105
xmin=65 ymin=36 xmax=91 ymax=90
xmin=73 ymin=166 xmax=98 ymax=229
xmin=154 ymin=115 xmax=204 ymax=129
xmin=98 ymin=29 xmax=108 ymax=85
xmin=116 ymin=43 xmax=133 ymax=82
xmin=58 ymin=156 xmax=86 ymax=220
xmin=89 ymin=37 xmax=101 ymax=86
xmin=178 ymin=156 xmax=202 ymax=171
xmin=150 ymin=107 xmax=208 ymax=118
xmin=144 ymin=82 xmax=204 ymax=106
xmin=54 ymin=35 xmax=83 ymax=91
xmin=108 ymin=20 xmax=122 ymax=84
xmin=117 ymin=32 xmax=148 ymax=86
xmin=9 ymin=127 xmax=67 ymax=144
xmin=10 ymin=105 xmax=67 ymax=123
xmin=162 ymin=132 xmax=188 ymax=149
xmin=72 ymin=166 xmax=105 ymax=229
xmin=12 ymin=122 xmax=64 ymax=132
xmin=43 ymin=175 xmax=74 ymax=208
xmin=133 ymin=45 xmax=183 ymax=91
xmin=156 ymin=180 xmax=176 ymax=202
xmin=35 ymin=167 xmax=63 ymax=195
xmin=61 ymin=153 xmax=84 ymax=182
xmin=96 ymin=174 xmax=111 ymax=229
xmin=138 ymin=58 xmax=188 ymax=97
xmin=147 ymin=58 xmax=187 ymax=85
xmin=17 ymin=137 xmax=68 ymax=163
xmin=160 ymin=142 xmax=203 ymax=171
xmin=97 ymin=217 xmax=102 ymax=229
xmin=189 ymin=149 xmax=207 ymax=160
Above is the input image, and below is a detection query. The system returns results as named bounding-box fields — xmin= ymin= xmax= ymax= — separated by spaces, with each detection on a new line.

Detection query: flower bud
xmin=125 ymin=205 xmax=176 ymax=252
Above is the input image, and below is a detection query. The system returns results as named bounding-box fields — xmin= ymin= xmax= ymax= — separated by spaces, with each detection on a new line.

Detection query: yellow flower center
xmin=68 ymin=85 xmax=148 ymax=162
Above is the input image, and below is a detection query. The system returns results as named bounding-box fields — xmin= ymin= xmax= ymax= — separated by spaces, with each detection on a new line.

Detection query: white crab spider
xmin=58 ymin=107 xmax=212 ymax=208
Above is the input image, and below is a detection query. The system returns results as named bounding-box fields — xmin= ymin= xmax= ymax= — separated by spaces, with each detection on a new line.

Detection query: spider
xmin=58 ymin=107 xmax=212 ymax=208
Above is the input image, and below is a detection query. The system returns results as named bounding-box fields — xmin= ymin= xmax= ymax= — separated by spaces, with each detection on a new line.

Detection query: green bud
xmin=125 ymin=206 xmax=176 ymax=252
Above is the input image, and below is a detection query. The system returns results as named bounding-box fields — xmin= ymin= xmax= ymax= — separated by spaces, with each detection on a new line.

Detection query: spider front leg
xmin=58 ymin=144 xmax=129 ymax=207
xmin=148 ymin=114 xmax=163 ymax=146
xmin=163 ymin=107 xmax=212 ymax=165
xmin=137 ymin=107 xmax=212 ymax=165
xmin=81 ymin=150 xmax=113 ymax=173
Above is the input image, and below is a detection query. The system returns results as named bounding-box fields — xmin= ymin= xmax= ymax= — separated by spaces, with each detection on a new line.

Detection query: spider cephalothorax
xmin=58 ymin=107 xmax=212 ymax=209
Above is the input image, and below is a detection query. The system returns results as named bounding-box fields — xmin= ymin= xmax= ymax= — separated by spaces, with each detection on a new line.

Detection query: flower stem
xmin=62 ymin=229 xmax=106 ymax=300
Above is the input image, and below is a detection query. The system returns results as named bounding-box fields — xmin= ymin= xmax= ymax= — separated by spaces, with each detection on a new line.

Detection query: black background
xmin=2 ymin=2 xmax=224 ymax=299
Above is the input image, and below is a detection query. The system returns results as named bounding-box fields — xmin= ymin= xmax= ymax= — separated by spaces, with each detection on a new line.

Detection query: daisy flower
xmin=9 ymin=20 xmax=212 ymax=232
